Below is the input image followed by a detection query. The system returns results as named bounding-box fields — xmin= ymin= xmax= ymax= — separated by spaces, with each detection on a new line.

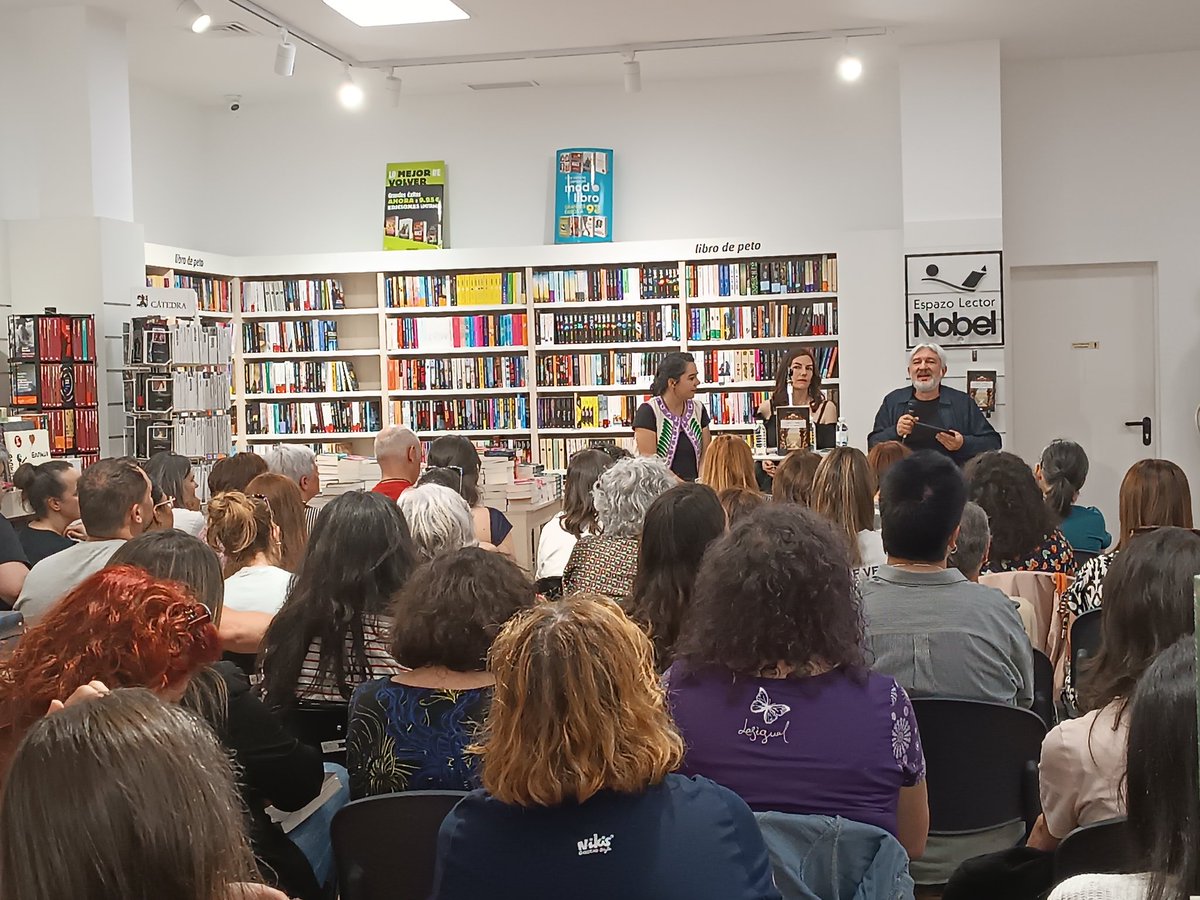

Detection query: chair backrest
xmin=1031 ymin=649 xmax=1057 ymax=729
xmin=332 ymin=791 xmax=467 ymax=900
xmin=283 ymin=702 xmax=350 ymax=767
xmin=1070 ymin=609 xmax=1104 ymax=698
xmin=911 ymin=698 xmax=1046 ymax=835
xmin=1053 ymin=817 xmax=1136 ymax=884
xmin=0 ymin=610 xmax=25 ymax=658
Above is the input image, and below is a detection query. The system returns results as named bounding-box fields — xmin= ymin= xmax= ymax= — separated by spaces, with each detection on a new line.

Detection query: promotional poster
xmin=554 ymin=149 xmax=613 ymax=244
xmin=383 ymin=161 xmax=446 ymax=250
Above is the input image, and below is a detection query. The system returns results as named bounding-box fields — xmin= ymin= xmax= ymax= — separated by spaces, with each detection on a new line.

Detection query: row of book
xmin=530 ymin=266 xmax=678 ymax=304
xmin=383 ymin=272 xmax=524 ymax=308
xmin=536 ymin=308 xmax=681 ymax=346
xmin=538 ymin=351 xmax=669 ymax=388
xmin=688 ymin=301 xmax=838 ymax=341
xmin=387 ymin=356 xmax=527 ymax=392
xmin=125 ymin=371 xmax=231 ymax=414
xmin=11 ymin=362 xmax=98 ymax=408
xmin=537 ymin=437 xmax=634 ymax=472
xmin=684 ymin=256 xmax=837 ymax=297
xmin=241 ymin=279 xmax=346 ymax=313
xmin=695 ymin=347 xmax=838 ymax=384
xmin=243 ymin=321 xmax=339 ymax=354
xmin=391 ymin=397 xmax=530 ymax=433
xmin=129 ymin=414 xmax=230 ymax=460
xmin=245 ymin=401 xmax=382 ymax=436
xmin=146 ymin=274 xmax=234 ymax=313
xmin=44 ymin=408 xmax=101 ymax=454
xmin=10 ymin=315 xmax=96 ymax=362
xmin=124 ymin=319 xmax=233 ymax=368
xmin=703 ymin=391 xmax=771 ymax=426
xmin=537 ymin=394 xmax=648 ymax=430
xmin=387 ymin=314 xmax=528 ymax=351
xmin=245 ymin=361 xmax=361 ymax=395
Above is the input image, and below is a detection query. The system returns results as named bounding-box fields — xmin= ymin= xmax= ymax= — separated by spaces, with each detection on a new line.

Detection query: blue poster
xmin=554 ymin=148 xmax=613 ymax=243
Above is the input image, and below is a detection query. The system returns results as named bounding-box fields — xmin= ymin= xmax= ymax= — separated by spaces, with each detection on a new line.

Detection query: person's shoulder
xmin=1048 ymin=872 xmax=1148 ymax=900
xmin=350 ymin=675 xmax=397 ymax=705
xmin=210 ymin=659 xmax=252 ymax=696
xmin=881 ymin=386 xmax=911 ymax=404
xmin=660 ymin=773 xmax=758 ymax=824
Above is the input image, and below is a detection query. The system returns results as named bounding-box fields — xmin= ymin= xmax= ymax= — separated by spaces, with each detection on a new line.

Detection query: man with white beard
xmin=868 ymin=343 xmax=1000 ymax=465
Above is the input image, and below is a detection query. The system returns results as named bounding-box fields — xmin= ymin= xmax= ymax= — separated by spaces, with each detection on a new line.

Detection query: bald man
xmin=372 ymin=425 xmax=423 ymax=501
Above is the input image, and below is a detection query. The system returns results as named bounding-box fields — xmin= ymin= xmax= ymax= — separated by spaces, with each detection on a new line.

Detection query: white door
xmin=1008 ymin=263 xmax=1157 ymax=535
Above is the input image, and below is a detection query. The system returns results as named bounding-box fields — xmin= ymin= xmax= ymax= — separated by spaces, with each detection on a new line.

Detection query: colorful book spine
xmin=387 ymin=356 xmax=527 ymax=391
xmin=535 ymin=350 xmax=671 ymax=388
xmin=245 ymin=400 xmax=382 ymax=435
xmin=687 ymin=301 xmax=838 ymax=341
xmin=383 ymin=271 xmax=523 ymax=308
xmin=244 ymin=361 xmax=361 ymax=394
xmin=535 ymin=307 xmax=681 ymax=345
xmin=241 ymin=279 xmax=346 ymax=312
xmin=386 ymin=314 xmax=528 ymax=350
xmin=242 ymin=320 xmax=340 ymax=353
xmin=392 ymin=397 xmax=530 ymax=432
xmin=684 ymin=255 xmax=837 ymax=298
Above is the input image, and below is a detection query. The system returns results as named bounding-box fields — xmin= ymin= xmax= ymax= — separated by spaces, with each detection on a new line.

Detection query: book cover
xmin=967 ymin=369 xmax=997 ymax=415
xmin=776 ymin=405 xmax=812 ymax=454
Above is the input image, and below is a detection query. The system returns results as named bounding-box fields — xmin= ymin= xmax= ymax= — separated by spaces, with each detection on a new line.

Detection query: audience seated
xmin=398 ymin=483 xmax=481 ymax=561
xmin=951 ymin=502 xmax=1040 ymax=645
xmin=667 ymin=504 xmax=929 ymax=859
xmin=16 ymin=457 xmax=154 ymax=624
xmin=371 ymin=424 xmax=423 ymax=501
xmin=261 ymin=444 xmax=322 ymax=533
xmin=0 ymin=516 xmax=29 ymax=609
xmin=428 ymin=595 xmax=780 ymax=900
xmin=770 ymin=449 xmax=821 ymax=505
xmin=535 ymin=449 xmax=613 ymax=582
xmin=624 ymin=483 xmax=726 ymax=669
xmin=206 ymin=492 xmax=294 ymax=615
xmin=423 ymin=435 xmax=515 ymax=556
xmin=967 ymin=451 xmax=1076 ymax=575
xmin=144 ymin=451 xmax=205 ymax=536
xmin=260 ymin=491 xmax=416 ymax=707
xmin=148 ymin=480 xmax=176 ymax=531
xmin=208 ymin=450 xmax=269 ymax=497
xmin=1037 ymin=440 xmax=1110 ymax=553
xmin=0 ymin=688 xmax=288 ymax=900
xmin=699 ymin=435 xmax=759 ymax=493
xmin=562 ymin=456 xmax=675 ymax=603
xmin=867 ymin=440 xmax=912 ymax=486
xmin=347 ymin=548 xmax=536 ymax=800
xmin=718 ymin=486 xmax=766 ymax=526
xmin=1050 ymin=636 xmax=1198 ymax=900
xmin=809 ymin=446 xmax=886 ymax=582
xmin=243 ymin=473 xmax=309 ymax=572
xmin=13 ymin=460 xmax=78 ymax=565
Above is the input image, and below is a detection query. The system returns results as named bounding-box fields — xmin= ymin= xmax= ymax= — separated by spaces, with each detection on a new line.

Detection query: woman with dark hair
xmin=770 ymin=449 xmax=821 ymax=506
xmin=755 ymin=348 xmax=838 ymax=487
xmin=13 ymin=460 xmax=79 ymax=564
xmin=535 ymin=449 xmax=613 ymax=582
xmin=208 ymin=451 xmax=269 ymax=497
xmin=429 ymin=596 xmax=780 ymax=900
xmin=667 ymin=504 xmax=929 ymax=860
xmin=423 ymin=435 xmax=515 ymax=555
xmin=144 ymin=451 xmax=204 ymax=535
xmin=347 ymin=548 xmax=537 ymax=799
xmin=1036 ymin=439 xmax=1110 ymax=552
xmin=244 ymin=473 xmax=309 ymax=573
xmin=1050 ymin=636 xmax=1198 ymax=900
xmin=966 ymin=451 xmax=1075 ymax=574
xmin=259 ymin=490 xmax=417 ymax=707
xmin=625 ymin=483 xmax=727 ymax=669
xmin=633 ymin=351 xmax=711 ymax=481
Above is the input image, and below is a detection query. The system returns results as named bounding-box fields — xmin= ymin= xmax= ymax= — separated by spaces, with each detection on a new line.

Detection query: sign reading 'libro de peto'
xmin=383 ymin=161 xmax=446 ymax=250
xmin=555 ymin=149 xmax=613 ymax=243
xmin=904 ymin=251 xmax=1004 ymax=348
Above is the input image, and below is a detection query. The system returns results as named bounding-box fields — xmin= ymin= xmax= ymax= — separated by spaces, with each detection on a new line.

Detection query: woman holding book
xmin=756 ymin=348 xmax=838 ymax=489
xmin=634 ymin=352 xmax=711 ymax=482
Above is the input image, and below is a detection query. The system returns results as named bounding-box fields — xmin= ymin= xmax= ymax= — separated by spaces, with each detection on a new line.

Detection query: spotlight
xmin=275 ymin=29 xmax=296 ymax=77
xmin=338 ymin=66 xmax=364 ymax=109
xmin=623 ymin=52 xmax=641 ymax=94
xmin=178 ymin=0 xmax=211 ymax=33
xmin=385 ymin=67 xmax=403 ymax=108
xmin=837 ymin=40 xmax=862 ymax=82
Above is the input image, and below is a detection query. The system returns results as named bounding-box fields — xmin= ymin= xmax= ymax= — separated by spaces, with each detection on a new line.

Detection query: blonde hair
xmin=205 ymin=491 xmax=277 ymax=577
xmin=244 ymin=473 xmax=308 ymax=572
xmin=474 ymin=595 xmax=683 ymax=807
xmin=809 ymin=447 xmax=876 ymax=567
xmin=700 ymin=435 xmax=757 ymax=493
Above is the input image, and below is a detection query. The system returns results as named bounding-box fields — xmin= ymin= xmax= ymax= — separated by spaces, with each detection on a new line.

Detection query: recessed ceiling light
xmin=322 ymin=0 xmax=469 ymax=26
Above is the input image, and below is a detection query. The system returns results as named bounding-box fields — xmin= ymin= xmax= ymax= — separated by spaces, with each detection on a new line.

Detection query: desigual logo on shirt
xmin=738 ymin=687 xmax=791 ymax=744
xmin=577 ymin=833 xmax=614 ymax=856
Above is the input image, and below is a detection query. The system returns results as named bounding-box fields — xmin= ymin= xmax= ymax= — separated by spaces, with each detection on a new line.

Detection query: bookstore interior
xmin=0 ymin=1 xmax=1197 ymax=537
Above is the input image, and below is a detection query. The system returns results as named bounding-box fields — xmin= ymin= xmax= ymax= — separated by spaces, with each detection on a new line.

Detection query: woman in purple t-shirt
xmin=666 ymin=504 xmax=929 ymax=860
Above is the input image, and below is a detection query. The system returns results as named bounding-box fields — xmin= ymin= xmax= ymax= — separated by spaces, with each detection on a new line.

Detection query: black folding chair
xmin=284 ymin=701 xmax=350 ymax=767
xmin=1054 ymin=817 xmax=1136 ymax=884
xmin=1070 ymin=609 xmax=1104 ymax=698
xmin=1031 ymin=648 xmax=1057 ymax=729
xmin=332 ymin=791 xmax=467 ymax=900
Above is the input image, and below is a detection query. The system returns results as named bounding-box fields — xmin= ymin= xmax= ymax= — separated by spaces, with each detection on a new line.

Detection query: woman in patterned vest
xmin=633 ymin=352 xmax=711 ymax=482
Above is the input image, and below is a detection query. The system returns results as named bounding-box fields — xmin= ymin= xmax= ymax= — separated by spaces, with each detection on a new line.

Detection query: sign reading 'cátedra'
xmin=131 ymin=286 xmax=198 ymax=319
xmin=904 ymin=251 xmax=1004 ymax=348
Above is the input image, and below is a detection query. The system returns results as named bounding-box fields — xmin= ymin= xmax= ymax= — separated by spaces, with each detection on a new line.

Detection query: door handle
xmin=1124 ymin=417 xmax=1152 ymax=447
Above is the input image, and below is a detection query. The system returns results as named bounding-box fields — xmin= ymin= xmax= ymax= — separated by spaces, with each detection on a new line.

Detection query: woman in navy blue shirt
xmin=430 ymin=595 xmax=779 ymax=900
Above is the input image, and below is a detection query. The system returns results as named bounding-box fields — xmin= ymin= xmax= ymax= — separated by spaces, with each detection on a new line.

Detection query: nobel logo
xmin=913 ymin=310 xmax=998 ymax=339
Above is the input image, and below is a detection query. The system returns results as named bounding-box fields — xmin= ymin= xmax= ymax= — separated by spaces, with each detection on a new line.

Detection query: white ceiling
xmin=5 ymin=0 xmax=1200 ymax=105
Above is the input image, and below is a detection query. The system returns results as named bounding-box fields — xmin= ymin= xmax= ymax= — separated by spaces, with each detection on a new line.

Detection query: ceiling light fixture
xmin=275 ymin=28 xmax=297 ymax=77
xmin=338 ymin=65 xmax=364 ymax=109
xmin=623 ymin=52 xmax=641 ymax=94
xmin=179 ymin=0 xmax=211 ymax=33
xmin=385 ymin=66 xmax=403 ymax=108
xmin=837 ymin=39 xmax=863 ymax=82
xmin=321 ymin=0 xmax=469 ymax=27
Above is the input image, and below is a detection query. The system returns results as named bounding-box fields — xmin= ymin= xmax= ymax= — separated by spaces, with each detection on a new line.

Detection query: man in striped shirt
xmin=262 ymin=444 xmax=322 ymax=533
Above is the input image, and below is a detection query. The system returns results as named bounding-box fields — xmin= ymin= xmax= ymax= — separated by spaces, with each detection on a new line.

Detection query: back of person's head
xmin=1038 ymin=439 xmax=1089 ymax=522
xmin=109 ymin=530 xmax=224 ymax=613
xmin=674 ymin=504 xmax=865 ymax=677
xmin=879 ymin=451 xmax=967 ymax=563
xmin=0 ymin=688 xmax=257 ymax=900
xmin=260 ymin=490 xmax=416 ymax=706
xmin=650 ymin=351 xmax=696 ymax=397
xmin=391 ymin=547 xmax=536 ymax=671
xmin=772 ymin=450 xmax=821 ymax=506
xmin=561 ymin=449 xmax=614 ymax=538
xmin=809 ymin=447 xmax=876 ymax=566
xmin=0 ymin=565 xmax=220 ymax=760
xmin=718 ymin=486 xmax=766 ymax=527
xmin=374 ymin=425 xmax=419 ymax=463
xmin=12 ymin=461 xmax=75 ymax=520
xmin=1126 ymin=637 xmax=1200 ymax=900
xmin=1079 ymin=527 xmax=1200 ymax=717
xmin=78 ymin=457 xmax=151 ymax=538
xmin=590 ymin=456 xmax=675 ymax=539
xmin=475 ymin=595 xmax=683 ymax=807
xmin=1117 ymin=459 xmax=1193 ymax=551
xmin=260 ymin=444 xmax=317 ymax=488
xmin=626 ymin=483 xmax=726 ymax=667
xmin=947 ymin=502 xmax=990 ymax=580
xmin=397 ymin=483 xmax=477 ymax=561
xmin=866 ymin=441 xmax=911 ymax=487
xmin=965 ymin=450 xmax=1054 ymax=564
xmin=207 ymin=452 xmax=267 ymax=496
xmin=699 ymin=435 xmax=757 ymax=493
xmin=425 ymin=435 xmax=483 ymax=507
xmin=205 ymin=491 xmax=276 ymax=577
xmin=143 ymin=452 xmax=195 ymax=511
xmin=243 ymin=473 xmax=307 ymax=573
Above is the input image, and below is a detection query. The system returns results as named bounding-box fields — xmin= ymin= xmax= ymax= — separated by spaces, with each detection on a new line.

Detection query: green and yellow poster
xmin=383 ymin=161 xmax=446 ymax=250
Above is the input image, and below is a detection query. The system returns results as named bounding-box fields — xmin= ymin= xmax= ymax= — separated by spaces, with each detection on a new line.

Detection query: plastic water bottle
xmin=835 ymin=417 xmax=849 ymax=448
